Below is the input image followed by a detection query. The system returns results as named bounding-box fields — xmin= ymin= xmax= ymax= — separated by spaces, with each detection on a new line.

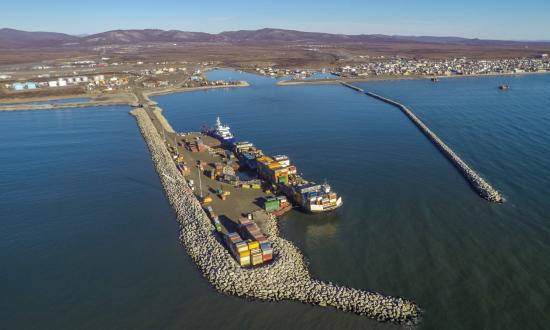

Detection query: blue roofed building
xmin=11 ymin=82 xmax=39 ymax=91
xmin=12 ymin=83 xmax=25 ymax=91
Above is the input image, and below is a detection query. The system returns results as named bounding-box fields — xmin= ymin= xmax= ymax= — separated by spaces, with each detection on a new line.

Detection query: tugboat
xmin=208 ymin=116 xmax=236 ymax=146
xmin=498 ymin=84 xmax=509 ymax=90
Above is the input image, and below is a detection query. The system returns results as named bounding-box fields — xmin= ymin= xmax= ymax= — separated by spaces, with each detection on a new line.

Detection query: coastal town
xmin=253 ymin=54 xmax=550 ymax=79
xmin=1 ymin=54 xmax=549 ymax=102
xmin=333 ymin=54 xmax=550 ymax=77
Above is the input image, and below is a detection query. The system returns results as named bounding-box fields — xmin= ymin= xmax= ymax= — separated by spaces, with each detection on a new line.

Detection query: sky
xmin=2 ymin=0 xmax=549 ymax=40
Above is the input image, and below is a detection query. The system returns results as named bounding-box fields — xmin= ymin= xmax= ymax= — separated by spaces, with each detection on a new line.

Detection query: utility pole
xmin=197 ymin=165 xmax=203 ymax=199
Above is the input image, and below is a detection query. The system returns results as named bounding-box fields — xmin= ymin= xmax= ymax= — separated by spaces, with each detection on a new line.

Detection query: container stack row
xmin=238 ymin=218 xmax=273 ymax=263
xmin=222 ymin=217 xmax=273 ymax=267
xmin=256 ymin=155 xmax=297 ymax=186
xmin=187 ymin=138 xmax=207 ymax=153
xmin=204 ymin=205 xmax=224 ymax=233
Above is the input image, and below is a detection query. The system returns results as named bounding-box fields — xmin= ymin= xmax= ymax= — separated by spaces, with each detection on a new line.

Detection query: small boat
xmin=431 ymin=77 xmax=439 ymax=82
xmin=499 ymin=84 xmax=509 ymax=90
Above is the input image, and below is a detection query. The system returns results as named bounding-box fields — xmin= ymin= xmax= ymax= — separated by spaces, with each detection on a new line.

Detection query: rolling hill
xmin=3 ymin=27 xmax=549 ymax=49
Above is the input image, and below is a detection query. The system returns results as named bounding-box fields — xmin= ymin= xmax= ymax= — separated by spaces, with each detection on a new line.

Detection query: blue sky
xmin=2 ymin=0 xmax=549 ymax=40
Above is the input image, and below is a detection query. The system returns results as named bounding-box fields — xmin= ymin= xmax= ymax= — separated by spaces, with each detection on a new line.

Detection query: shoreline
xmin=0 ymin=82 xmax=250 ymax=112
xmin=143 ymin=81 xmax=249 ymax=98
xmin=0 ymin=93 xmax=139 ymax=112
xmin=277 ymin=70 xmax=550 ymax=86
xmin=0 ymin=93 xmax=95 ymax=105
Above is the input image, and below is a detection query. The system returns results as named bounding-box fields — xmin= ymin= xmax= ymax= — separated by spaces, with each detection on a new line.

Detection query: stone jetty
xmin=130 ymin=107 xmax=421 ymax=325
xmin=340 ymin=82 xmax=365 ymax=92
xmin=352 ymin=85 xmax=502 ymax=203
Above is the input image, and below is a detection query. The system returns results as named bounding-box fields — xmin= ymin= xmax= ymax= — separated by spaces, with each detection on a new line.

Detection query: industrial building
xmin=11 ymin=82 xmax=38 ymax=91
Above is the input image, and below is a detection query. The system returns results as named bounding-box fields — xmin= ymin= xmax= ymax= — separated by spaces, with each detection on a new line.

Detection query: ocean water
xmin=0 ymin=107 xmax=206 ymax=329
xmin=1 ymin=71 xmax=549 ymax=329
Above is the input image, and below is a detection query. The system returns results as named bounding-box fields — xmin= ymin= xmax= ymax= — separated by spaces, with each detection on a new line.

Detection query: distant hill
xmin=3 ymin=27 xmax=549 ymax=49
xmin=0 ymin=28 xmax=78 ymax=48
xmin=2 ymin=27 xmax=550 ymax=66
xmin=79 ymin=29 xmax=216 ymax=45
xmin=217 ymin=28 xmax=357 ymax=43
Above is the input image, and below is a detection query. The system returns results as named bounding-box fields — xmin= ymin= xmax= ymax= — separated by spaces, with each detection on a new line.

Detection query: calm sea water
xmin=1 ymin=71 xmax=549 ymax=329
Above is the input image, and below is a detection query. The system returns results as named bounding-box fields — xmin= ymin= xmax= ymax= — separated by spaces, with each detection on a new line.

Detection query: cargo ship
xmin=208 ymin=117 xmax=236 ymax=146
xmin=255 ymin=155 xmax=343 ymax=213
xmin=234 ymin=141 xmax=264 ymax=170
xmin=279 ymin=179 xmax=343 ymax=213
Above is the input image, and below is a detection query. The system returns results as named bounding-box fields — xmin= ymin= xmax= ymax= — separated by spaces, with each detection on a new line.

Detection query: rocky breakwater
xmin=130 ymin=107 xmax=422 ymax=325
xmin=364 ymin=91 xmax=503 ymax=203
xmin=340 ymin=81 xmax=365 ymax=92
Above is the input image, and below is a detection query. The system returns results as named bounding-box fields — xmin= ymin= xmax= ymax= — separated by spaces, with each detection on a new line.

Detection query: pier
xmin=340 ymin=82 xmax=365 ymax=92
xmin=340 ymin=82 xmax=502 ymax=203
xmin=129 ymin=90 xmax=422 ymax=325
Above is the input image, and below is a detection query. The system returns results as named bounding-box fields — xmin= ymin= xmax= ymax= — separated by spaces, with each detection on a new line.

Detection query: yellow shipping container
xmin=274 ymin=168 xmax=288 ymax=175
xmin=256 ymin=156 xmax=273 ymax=164
xmin=251 ymin=184 xmax=261 ymax=189
xmin=247 ymin=241 xmax=260 ymax=250
xmin=238 ymin=249 xmax=250 ymax=257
